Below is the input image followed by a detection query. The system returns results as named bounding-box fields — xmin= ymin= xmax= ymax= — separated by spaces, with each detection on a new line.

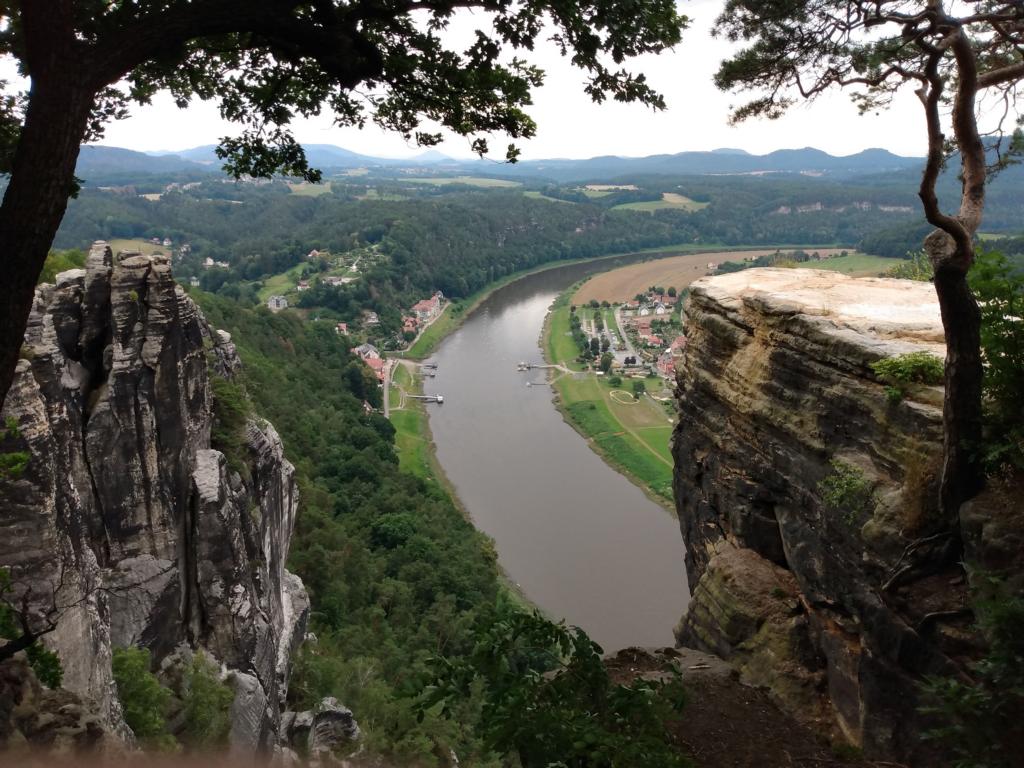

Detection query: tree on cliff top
xmin=0 ymin=0 xmax=687 ymax=411
xmin=712 ymin=0 xmax=1023 ymax=523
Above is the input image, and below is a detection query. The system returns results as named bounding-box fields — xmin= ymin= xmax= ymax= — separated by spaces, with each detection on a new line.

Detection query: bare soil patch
xmin=573 ymin=249 xmax=848 ymax=304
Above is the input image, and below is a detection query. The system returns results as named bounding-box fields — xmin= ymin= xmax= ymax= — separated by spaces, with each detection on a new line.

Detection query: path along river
xmin=425 ymin=258 xmax=689 ymax=650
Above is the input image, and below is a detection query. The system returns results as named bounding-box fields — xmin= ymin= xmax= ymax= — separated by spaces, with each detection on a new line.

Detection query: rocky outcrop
xmin=280 ymin=698 xmax=362 ymax=767
xmin=672 ymin=269 xmax=972 ymax=761
xmin=0 ymin=654 xmax=123 ymax=756
xmin=0 ymin=243 xmax=309 ymax=752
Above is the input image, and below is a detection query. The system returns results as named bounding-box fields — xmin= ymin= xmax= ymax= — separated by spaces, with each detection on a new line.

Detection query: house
xmin=402 ymin=316 xmax=419 ymax=334
xmin=656 ymin=350 xmax=676 ymax=378
xmin=307 ymin=249 xmax=321 ymax=260
xmin=653 ymin=302 xmax=669 ymax=316
xmin=267 ymin=295 xmax=288 ymax=312
xmin=363 ymin=310 xmax=380 ymax=325
xmin=638 ymin=306 xmax=651 ymax=317
xmin=203 ymin=257 xmax=214 ymax=268
xmin=411 ymin=291 xmax=444 ymax=322
xmin=707 ymin=262 xmax=718 ymax=270
xmin=189 ymin=276 xmax=200 ymax=287
xmin=162 ymin=237 xmax=172 ymax=247
xmin=214 ymin=260 xmax=230 ymax=268
xmin=335 ymin=322 xmax=349 ymax=335
xmin=297 ymin=280 xmax=310 ymax=292
xmin=150 ymin=237 xmax=161 ymax=245
xmin=353 ymin=343 xmax=380 ymax=361
xmin=364 ymin=356 xmax=386 ymax=383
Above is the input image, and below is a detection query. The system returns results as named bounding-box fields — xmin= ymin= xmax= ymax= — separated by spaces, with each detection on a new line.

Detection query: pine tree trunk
xmin=932 ymin=257 xmax=985 ymax=522
xmin=0 ymin=73 xmax=94 ymax=412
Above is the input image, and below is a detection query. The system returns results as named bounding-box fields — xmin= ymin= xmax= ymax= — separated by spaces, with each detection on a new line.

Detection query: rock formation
xmin=672 ymin=268 xmax=975 ymax=761
xmin=0 ymin=242 xmax=309 ymax=752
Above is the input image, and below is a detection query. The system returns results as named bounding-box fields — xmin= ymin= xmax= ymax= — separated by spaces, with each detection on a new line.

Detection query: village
xmin=571 ymin=286 xmax=687 ymax=383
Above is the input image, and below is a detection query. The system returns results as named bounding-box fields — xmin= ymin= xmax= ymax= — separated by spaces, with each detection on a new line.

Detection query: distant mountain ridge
xmin=78 ymin=142 xmax=924 ymax=184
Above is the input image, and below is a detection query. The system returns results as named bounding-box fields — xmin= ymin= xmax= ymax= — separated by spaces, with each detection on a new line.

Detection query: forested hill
xmin=53 ymin=178 xmax=922 ymax=307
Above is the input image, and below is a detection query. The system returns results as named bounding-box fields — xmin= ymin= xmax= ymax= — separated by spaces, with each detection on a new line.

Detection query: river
xmin=425 ymin=259 xmax=689 ymax=650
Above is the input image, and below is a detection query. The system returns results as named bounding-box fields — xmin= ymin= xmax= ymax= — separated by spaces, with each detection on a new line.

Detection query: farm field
xmin=524 ymin=190 xmax=575 ymax=204
xmin=573 ymin=247 xmax=862 ymax=303
xmin=613 ymin=192 xmax=709 ymax=213
xmin=288 ymin=181 xmax=333 ymax=196
xmin=810 ymin=252 xmax=907 ymax=276
xmin=405 ymin=176 xmax=520 ymax=188
xmin=108 ymin=237 xmax=172 ymax=256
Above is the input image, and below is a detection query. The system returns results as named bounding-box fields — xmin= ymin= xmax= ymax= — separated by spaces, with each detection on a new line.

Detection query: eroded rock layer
xmin=0 ymin=242 xmax=309 ymax=751
xmin=672 ymin=269 xmax=968 ymax=761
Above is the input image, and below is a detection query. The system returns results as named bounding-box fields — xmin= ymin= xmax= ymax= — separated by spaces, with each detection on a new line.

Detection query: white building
xmin=267 ymin=295 xmax=288 ymax=312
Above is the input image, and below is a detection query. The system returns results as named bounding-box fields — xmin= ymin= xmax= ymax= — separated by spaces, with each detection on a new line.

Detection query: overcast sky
xmin=94 ymin=0 xmax=934 ymax=160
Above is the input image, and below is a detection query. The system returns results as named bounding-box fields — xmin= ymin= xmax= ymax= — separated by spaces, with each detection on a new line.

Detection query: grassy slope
xmin=389 ymin=364 xmax=434 ymax=478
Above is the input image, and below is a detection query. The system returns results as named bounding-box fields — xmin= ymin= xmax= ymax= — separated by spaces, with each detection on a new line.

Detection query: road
xmin=613 ymin=306 xmax=640 ymax=362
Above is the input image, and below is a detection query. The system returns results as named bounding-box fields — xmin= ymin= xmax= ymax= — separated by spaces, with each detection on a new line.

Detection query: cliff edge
xmin=0 ymin=242 xmax=309 ymax=751
xmin=672 ymin=268 xmax=973 ymax=761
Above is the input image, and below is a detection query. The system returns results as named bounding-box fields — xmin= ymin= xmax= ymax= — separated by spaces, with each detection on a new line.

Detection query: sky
xmin=88 ymin=0 xmax=932 ymax=160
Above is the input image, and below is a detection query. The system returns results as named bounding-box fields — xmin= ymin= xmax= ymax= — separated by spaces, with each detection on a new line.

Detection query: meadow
xmin=612 ymin=192 xmax=709 ymax=212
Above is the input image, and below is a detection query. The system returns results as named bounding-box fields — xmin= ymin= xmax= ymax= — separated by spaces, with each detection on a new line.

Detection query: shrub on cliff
xmin=112 ymin=647 xmax=176 ymax=750
xmin=180 ymin=652 xmax=234 ymax=750
xmin=818 ymin=460 xmax=876 ymax=526
xmin=870 ymin=351 xmax=944 ymax=403
xmin=209 ymin=371 xmax=252 ymax=478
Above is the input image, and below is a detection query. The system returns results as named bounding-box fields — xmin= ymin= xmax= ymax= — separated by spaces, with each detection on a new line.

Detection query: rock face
xmin=672 ymin=269 xmax=970 ymax=761
xmin=0 ymin=243 xmax=309 ymax=751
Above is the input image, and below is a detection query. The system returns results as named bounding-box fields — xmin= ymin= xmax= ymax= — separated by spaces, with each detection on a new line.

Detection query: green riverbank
xmin=542 ymin=288 xmax=676 ymax=511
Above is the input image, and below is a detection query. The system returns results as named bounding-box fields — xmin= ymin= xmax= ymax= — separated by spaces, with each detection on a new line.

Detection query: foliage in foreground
xmin=920 ymin=575 xmax=1024 ymax=768
xmin=424 ymin=603 xmax=689 ymax=768
xmin=887 ymin=250 xmax=933 ymax=282
xmin=0 ymin=569 xmax=63 ymax=688
xmin=969 ymin=250 xmax=1024 ymax=470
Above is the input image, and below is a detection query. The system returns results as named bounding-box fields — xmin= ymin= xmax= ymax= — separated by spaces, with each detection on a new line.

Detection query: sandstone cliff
xmin=672 ymin=268 xmax=974 ymax=761
xmin=0 ymin=242 xmax=309 ymax=751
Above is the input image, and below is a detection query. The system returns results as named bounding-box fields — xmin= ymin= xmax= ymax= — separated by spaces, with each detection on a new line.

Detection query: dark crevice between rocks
xmin=181 ymin=485 xmax=206 ymax=646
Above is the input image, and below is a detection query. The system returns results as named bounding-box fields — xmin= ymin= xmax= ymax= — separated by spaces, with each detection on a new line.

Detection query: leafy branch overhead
xmin=0 ymin=0 xmax=686 ymax=180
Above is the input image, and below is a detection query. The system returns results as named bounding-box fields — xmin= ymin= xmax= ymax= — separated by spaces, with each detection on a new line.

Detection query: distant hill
xmin=78 ymin=142 xmax=925 ymax=185
xmin=77 ymin=146 xmax=208 ymax=179
xmin=490 ymin=147 xmax=923 ymax=182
